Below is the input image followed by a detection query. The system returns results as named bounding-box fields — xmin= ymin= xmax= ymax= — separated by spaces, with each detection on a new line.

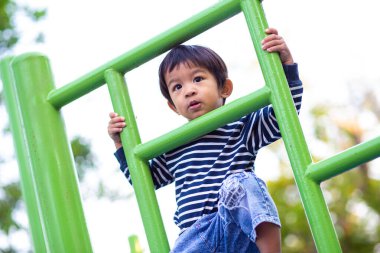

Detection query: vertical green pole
xmin=105 ymin=69 xmax=170 ymax=253
xmin=0 ymin=58 xmax=47 ymax=252
xmin=240 ymin=0 xmax=342 ymax=252
xmin=9 ymin=53 xmax=93 ymax=252
xmin=128 ymin=235 xmax=143 ymax=253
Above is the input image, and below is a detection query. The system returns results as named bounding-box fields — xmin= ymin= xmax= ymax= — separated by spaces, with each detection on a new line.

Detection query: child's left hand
xmin=261 ymin=27 xmax=294 ymax=65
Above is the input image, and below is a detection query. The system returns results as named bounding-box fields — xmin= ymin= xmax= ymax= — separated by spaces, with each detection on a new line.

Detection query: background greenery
xmin=0 ymin=1 xmax=127 ymax=252
xmin=268 ymin=89 xmax=380 ymax=252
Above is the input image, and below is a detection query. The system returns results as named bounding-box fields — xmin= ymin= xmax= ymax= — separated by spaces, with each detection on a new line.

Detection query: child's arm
xmin=246 ymin=69 xmax=302 ymax=153
xmin=108 ymin=112 xmax=174 ymax=189
xmin=261 ymin=27 xmax=294 ymax=65
xmin=108 ymin=112 xmax=126 ymax=149
xmin=245 ymin=28 xmax=303 ymax=152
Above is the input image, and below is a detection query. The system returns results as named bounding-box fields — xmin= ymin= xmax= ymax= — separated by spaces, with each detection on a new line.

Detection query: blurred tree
xmin=0 ymin=1 xmax=107 ymax=252
xmin=0 ymin=136 xmax=97 ymax=252
xmin=0 ymin=2 xmax=130 ymax=251
xmin=0 ymin=0 xmax=46 ymax=55
xmin=0 ymin=2 xmax=47 ymax=252
xmin=267 ymin=84 xmax=380 ymax=253
xmin=71 ymin=135 xmax=95 ymax=181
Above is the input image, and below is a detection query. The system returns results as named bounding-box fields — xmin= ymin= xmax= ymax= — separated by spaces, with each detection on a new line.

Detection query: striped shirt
xmin=115 ymin=64 xmax=303 ymax=233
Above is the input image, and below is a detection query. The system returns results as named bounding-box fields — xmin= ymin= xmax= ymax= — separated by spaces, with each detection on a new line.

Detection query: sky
xmin=1 ymin=0 xmax=380 ymax=252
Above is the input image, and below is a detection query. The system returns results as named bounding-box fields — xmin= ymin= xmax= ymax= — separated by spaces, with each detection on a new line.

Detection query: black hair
xmin=158 ymin=45 xmax=228 ymax=105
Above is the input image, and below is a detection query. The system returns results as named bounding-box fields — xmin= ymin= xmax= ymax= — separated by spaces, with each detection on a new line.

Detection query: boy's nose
xmin=185 ymin=85 xmax=197 ymax=97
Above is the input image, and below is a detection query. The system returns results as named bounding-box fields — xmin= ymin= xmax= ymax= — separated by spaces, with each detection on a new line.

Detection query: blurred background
xmin=0 ymin=0 xmax=379 ymax=252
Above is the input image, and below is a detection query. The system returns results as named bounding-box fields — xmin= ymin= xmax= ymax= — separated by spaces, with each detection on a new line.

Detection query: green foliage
xmin=269 ymin=170 xmax=380 ymax=252
xmin=0 ymin=183 xmax=22 ymax=235
xmin=0 ymin=137 xmax=96 ymax=252
xmin=21 ymin=6 xmax=46 ymax=22
xmin=70 ymin=136 xmax=95 ymax=181
xmin=0 ymin=182 xmax=23 ymax=253
xmin=0 ymin=0 xmax=18 ymax=52
xmin=0 ymin=3 xmax=57 ymax=252
xmin=268 ymin=85 xmax=380 ymax=252
xmin=364 ymin=179 xmax=380 ymax=214
xmin=323 ymin=169 xmax=379 ymax=252
xmin=268 ymin=177 xmax=317 ymax=253
xmin=1 ymin=248 xmax=17 ymax=253
xmin=0 ymin=0 xmax=46 ymax=54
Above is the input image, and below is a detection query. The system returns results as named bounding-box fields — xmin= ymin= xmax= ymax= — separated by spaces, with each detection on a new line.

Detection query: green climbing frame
xmin=1 ymin=0 xmax=379 ymax=252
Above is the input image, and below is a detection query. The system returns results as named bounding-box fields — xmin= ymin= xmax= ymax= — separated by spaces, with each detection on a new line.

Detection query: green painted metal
xmin=306 ymin=136 xmax=380 ymax=183
xmin=3 ymin=53 xmax=93 ymax=252
xmin=135 ymin=87 xmax=271 ymax=160
xmin=240 ymin=0 xmax=342 ymax=252
xmin=128 ymin=235 xmax=143 ymax=253
xmin=105 ymin=69 xmax=170 ymax=253
xmin=0 ymin=57 xmax=47 ymax=252
xmin=46 ymin=0 xmax=242 ymax=109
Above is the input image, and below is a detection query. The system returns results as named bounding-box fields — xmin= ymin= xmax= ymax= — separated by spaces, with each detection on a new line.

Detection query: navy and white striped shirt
xmin=115 ymin=64 xmax=303 ymax=233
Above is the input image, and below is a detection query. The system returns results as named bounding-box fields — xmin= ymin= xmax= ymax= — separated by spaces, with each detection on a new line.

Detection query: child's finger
xmin=109 ymin=124 xmax=125 ymax=134
xmin=115 ymin=122 xmax=126 ymax=128
xmin=265 ymin=27 xmax=278 ymax=35
xmin=110 ymin=116 xmax=125 ymax=124
xmin=109 ymin=121 xmax=126 ymax=130
xmin=110 ymin=127 xmax=123 ymax=134
xmin=109 ymin=112 xmax=118 ymax=118
xmin=265 ymin=44 xmax=285 ymax=53
xmin=261 ymin=34 xmax=282 ymax=45
xmin=262 ymin=39 xmax=284 ymax=50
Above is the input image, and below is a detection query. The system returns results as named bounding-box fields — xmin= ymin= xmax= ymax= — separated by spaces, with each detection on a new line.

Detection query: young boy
xmin=108 ymin=28 xmax=302 ymax=252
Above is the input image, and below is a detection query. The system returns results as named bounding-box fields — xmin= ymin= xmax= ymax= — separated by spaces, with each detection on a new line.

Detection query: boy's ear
xmin=221 ymin=79 xmax=233 ymax=98
xmin=167 ymin=100 xmax=179 ymax=114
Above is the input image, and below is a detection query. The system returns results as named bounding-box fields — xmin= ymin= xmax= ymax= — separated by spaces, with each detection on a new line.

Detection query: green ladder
xmin=1 ymin=0 xmax=379 ymax=252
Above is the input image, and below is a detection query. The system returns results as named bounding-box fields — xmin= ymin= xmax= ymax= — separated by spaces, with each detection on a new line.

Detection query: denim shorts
xmin=171 ymin=171 xmax=281 ymax=253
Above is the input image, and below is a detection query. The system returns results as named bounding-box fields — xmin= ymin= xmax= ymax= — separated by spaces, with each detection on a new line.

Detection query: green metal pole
xmin=128 ymin=235 xmax=143 ymax=253
xmin=306 ymin=136 xmax=380 ymax=183
xmin=10 ymin=53 xmax=93 ymax=252
xmin=47 ymin=0 xmax=241 ymax=109
xmin=105 ymin=69 xmax=170 ymax=253
xmin=0 ymin=57 xmax=47 ymax=252
xmin=135 ymin=87 xmax=271 ymax=160
xmin=240 ymin=0 xmax=342 ymax=252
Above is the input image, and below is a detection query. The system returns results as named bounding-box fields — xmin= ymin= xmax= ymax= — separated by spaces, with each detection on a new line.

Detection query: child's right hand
xmin=261 ymin=27 xmax=294 ymax=65
xmin=108 ymin=112 xmax=126 ymax=149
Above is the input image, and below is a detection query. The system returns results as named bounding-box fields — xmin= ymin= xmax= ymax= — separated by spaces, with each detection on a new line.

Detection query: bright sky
xmin=3 ymin=0 xmax=380 ymax=252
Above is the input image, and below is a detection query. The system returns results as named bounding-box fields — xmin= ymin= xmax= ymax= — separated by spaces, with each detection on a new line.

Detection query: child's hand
xmin=108 ymin=112 xmax=126 ymax=149
xmin=261 ymin=27 xmax=294 ymax=65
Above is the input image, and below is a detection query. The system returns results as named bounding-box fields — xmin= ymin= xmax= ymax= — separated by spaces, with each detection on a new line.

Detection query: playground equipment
xmin=1 ymin=0 xmax=379 ymax=252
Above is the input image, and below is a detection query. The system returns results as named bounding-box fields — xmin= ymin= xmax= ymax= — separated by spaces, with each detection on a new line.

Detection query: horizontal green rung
xmin=305 ymin=136 xmax=380 ymax=183
xmin=134 ymin=87 xmax=271 ymax=160
xmin=46 ymin=0 xmax=241 ymax=109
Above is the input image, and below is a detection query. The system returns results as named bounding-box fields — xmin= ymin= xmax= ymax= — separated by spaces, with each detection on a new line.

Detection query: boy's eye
xmin=193 ymin=76 xmax=204 ymax=83
xmin=173 ymin=84 xmax=182 ymax=91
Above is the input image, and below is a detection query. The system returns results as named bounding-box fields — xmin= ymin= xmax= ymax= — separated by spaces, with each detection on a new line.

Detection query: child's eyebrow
xmin=191 ymin=68 xmax=207 ymax=75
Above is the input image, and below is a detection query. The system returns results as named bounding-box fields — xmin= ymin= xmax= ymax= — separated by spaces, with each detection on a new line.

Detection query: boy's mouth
xmin=188 ymin=100 xmax=201 ymax=110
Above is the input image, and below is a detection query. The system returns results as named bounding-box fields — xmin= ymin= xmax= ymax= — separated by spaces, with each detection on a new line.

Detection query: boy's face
xmin=165 ymin=62 xmax=232 ymax=121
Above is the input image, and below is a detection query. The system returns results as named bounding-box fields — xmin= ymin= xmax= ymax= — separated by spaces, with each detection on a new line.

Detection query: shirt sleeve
xmin=245 ymin=63 xmax=303 ymax=153
xmin=114 ymin=147 xmax=174 ymax=189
